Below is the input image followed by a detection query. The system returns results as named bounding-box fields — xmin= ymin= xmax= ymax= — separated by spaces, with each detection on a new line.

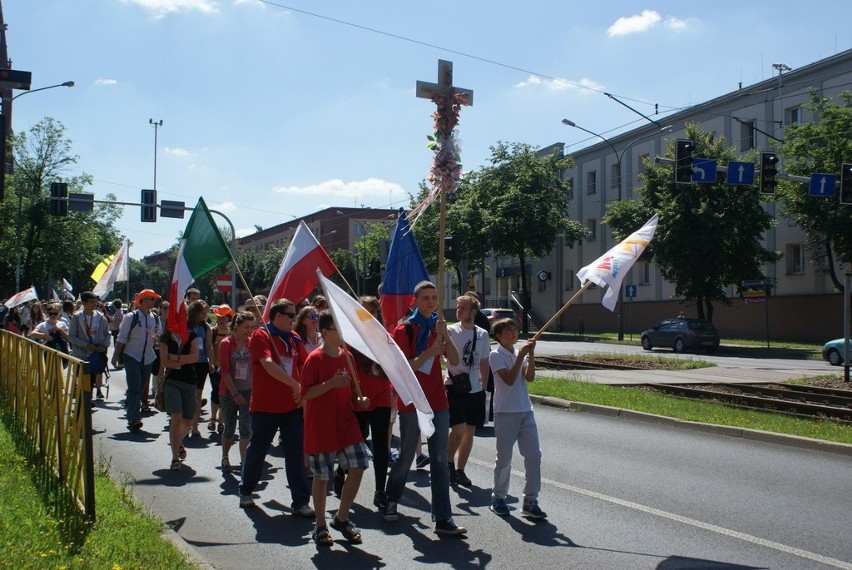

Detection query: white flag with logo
xmin=318 ymin=271 xmax=435 ymax=437
xmin=92 ymin=241 xmax=129 ymax=297
xmin=576 ymin=214 xmax=658 ymax=311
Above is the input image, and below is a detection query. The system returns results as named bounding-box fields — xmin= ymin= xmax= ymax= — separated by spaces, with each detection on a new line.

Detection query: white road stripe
xmin=468 ymin=458 xmax=852 ymax=569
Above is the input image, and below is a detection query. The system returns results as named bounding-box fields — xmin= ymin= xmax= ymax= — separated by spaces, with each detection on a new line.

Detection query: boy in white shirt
xmin=487 ymin=318 xmax=546 ymax=519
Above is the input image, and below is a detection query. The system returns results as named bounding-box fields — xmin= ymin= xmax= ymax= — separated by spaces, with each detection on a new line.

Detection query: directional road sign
xmin=809 ymin=174 xmax=836 ymax=197
xmin=726 ymin=161 xmax=755 ymax=186
xmin=691 ymin=159 xmax=717 ymax=183
xmin=625 ymin=284 xmax=637 ymax=298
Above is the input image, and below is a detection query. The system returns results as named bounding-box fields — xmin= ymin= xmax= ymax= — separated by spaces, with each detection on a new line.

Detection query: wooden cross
xmin=416 ymin=60 xmax=474 ymax=106
xmin=415 ymin=60 xmax=473 ymax=325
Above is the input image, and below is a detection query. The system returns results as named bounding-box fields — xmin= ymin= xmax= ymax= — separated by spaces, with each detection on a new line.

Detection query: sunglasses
xmin=283 ymin=312 xmax=297 ymax=318
xmin=48 ymin=313 xmax=59 ymax=317
xmin=308 ymin=314 xmax=319 ymax=320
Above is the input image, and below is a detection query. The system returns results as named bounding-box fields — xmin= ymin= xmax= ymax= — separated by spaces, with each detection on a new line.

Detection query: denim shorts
xmin=308 ymin=442 xmax=371 ymax=481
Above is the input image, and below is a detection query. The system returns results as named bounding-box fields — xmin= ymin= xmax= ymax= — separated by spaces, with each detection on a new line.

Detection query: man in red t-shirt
xmin=238 ymin=299 xmax=313 ymax=517
xmin=384 ymin=281 xmax=467 ymax=536
xmin=301 ymin=311 xmax=371 ymax=546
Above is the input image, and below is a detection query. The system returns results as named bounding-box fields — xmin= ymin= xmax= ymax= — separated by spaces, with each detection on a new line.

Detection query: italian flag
xmin=167 ymin=198 xmax=233 ymax=342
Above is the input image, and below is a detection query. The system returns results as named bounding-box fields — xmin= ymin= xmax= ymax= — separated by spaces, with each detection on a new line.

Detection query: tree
xmin=777 ymin=90 xmax=852 ymax=290
xmin=470 ymin=142 xmax=587 ymax=333
xmin=609 ymin=123 xmax=778 ymax=322
xmin=355 ymin=222 xmax=390 ymax=297
xmin=0 ymin=117 xmax=123 ymax=296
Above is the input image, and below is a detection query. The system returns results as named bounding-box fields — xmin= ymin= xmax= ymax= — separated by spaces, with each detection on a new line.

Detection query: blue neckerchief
xmin=408 ymin=311 xmax=438 ymax=355
xmin=266 ymin=322 xmax=294 ymax=352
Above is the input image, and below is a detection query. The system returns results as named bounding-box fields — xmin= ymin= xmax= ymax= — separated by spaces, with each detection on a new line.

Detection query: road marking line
xmin=468 ymin=458 xmax=852 ymax=569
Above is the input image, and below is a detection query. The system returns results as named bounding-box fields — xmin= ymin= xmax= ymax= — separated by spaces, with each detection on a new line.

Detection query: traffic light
xmin=759 ymin=152 xmax=779 ymax=194
xmin=141 ymin=189 xmax=157 ymax=222
xmin=674 ymin=139 xmax=694 ymax=183
xmin=444 ymin=235 xmax=458 ymax=261
xmin=841 ymin=163 xmax=852 ymax=206
xmin=49 ymin=182 xmax=68 ymax=216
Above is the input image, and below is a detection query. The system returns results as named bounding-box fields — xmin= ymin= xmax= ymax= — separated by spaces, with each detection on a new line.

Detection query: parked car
xmin=640 ymin=318 xmax=720 ymax=353
xmin=822 ymin=338 xmax=851 ymax=366
xmin=480 ymin=308 xmax=520 ymax=326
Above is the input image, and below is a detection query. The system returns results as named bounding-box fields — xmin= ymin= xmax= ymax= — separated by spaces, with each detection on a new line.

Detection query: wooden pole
xmin=530 ymin=281 xmax=593 ymax=342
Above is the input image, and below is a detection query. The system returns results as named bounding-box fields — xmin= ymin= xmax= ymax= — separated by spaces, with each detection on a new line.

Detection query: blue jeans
xmin=239 ymin=409 xmax=310 ymax=510
xmin=124 ymin=355 xmax=152 ymax=425
xmin=386 ymin=409 xmax=451 ymax=522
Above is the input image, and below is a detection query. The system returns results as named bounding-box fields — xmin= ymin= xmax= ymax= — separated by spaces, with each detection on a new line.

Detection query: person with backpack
xmin=112 ymin=290 xmax=162 ymax=431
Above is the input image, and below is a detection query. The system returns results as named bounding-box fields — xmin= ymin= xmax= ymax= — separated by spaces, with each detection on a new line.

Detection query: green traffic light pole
xmin=50 ymin=195 xmax=238 ymax=307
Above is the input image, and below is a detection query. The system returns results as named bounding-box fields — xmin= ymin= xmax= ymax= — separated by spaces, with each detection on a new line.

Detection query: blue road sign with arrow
xmin=691 ymin=159 xmax=717 ymax=183
xmin=726 ymin=161 xmax=755 ymax=186
xmin=625 ymin=284 xmax=637 ymax=298
xmin=809 ymin=174 xmax=836 ymax=197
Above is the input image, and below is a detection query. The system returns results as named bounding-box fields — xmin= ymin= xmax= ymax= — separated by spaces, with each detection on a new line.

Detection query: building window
xmin=609 ymin=163 xmax=620 ymax=190
xmin=354 ymin=222 xmax=364 ymax=236
xmin=786 ymin=243 xmax=805 ymax=275
xmin=786 ymin=106 xmax=802 ymax=126
xmin=564 ymin=269 xmax=574 ymax=291
xmin=586 ymin=170 xmax=597 ymax=195
xmin=740 ymin=120 xmax=756 ymax=151
xmin=586 ymin=219 xmax=597 ymax=241
xmin=639 ymin=261 xmax=651 ymax=285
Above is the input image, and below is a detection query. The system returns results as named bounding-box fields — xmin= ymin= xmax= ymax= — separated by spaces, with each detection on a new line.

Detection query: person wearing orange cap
xmin=113 ymin=289 xmax=163 ymax=431
xmin=209 ymin=304 xmax=235 ymax=432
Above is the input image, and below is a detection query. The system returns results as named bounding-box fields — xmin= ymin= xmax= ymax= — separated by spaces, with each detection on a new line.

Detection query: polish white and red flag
xmin=263 ymin=221 xmax=337 ymax=322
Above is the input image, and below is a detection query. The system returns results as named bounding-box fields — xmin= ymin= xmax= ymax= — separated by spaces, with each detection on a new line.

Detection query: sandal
xmin=178 ymin=445 xmax=187 ymax=460
xmin=207 ymin=420 xmax=216 ymax=431
xmin=312 ymin=525 xmax=333 ymax=547
xmin=330 ymin=518 xmax=362 ymax=544
xmin=170 ymin=460 xmax=181 ymax=471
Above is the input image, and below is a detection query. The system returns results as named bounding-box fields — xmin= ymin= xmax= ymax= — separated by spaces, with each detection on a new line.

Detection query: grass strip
xmin=0 ymin=418 xmax=195 ymax=569
xmin=530 ymin=376 xmax=852 ymax=445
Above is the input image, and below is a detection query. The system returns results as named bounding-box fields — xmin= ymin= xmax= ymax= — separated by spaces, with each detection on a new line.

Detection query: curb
xmin=530 ymin=395 xmax=852 ymax=457
xmin=160 ymin=527 xmax=217 ymax=570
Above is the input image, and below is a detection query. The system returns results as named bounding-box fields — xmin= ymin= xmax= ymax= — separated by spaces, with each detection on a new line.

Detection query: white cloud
xmin=95 ymin=78 xmax=118 ymax=86
xmin=122 ymin=0 xmax=219 ymax=18
xmin=607 ymin=10 xmax=690 ymax=36
xmin=211 ymin=201 xmax=237 ymax=214
xmin=272 ymin=178 xmax=405 ymax=199
xmin=515 ymin=75 xmax=604 ymax=93
xmin=164 ymin=146 xmax=193 ymax=157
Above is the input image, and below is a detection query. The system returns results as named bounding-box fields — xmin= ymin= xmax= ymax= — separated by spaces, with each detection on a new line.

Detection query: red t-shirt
xmin=249 ymin=328 xmax=306 ymax=414
xmin=392 ymin=322 xmax=449 ymax=413
xmin=300 ymin=347 xmax=364 ymax=454
xmin=352 ymin=349 xmax=392 ymax=410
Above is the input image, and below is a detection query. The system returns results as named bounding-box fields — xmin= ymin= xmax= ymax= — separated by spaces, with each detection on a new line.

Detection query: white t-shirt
xmin=446 ymin=322 xmax=490 ymax=393
xmin=34 ymin=320 xmax=69 ymax=336
xmin=488 ymin=343 xmax=533 ymax=413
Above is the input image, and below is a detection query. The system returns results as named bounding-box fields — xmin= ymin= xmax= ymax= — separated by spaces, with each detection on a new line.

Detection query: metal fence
xmin=0 ymin=330 xmax=96 ymax=530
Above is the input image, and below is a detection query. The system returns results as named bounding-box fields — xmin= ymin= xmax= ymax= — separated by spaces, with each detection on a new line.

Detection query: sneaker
xmin=128 ymin=420 xmax=143 ymax=432
xmin=96 ymin=392 xmax=105 ymax=401
xmin=239 ymin=492 xmax=256 ymax=508
xmin=293 ymin=504 xmax=315 ymax=518
xmin=435 ymin=519 xmax=467 ymax=536
xmin=415 ymin=453 xmax=430 ymax=469
xmin=221 ymin=457 xmax=231 ymax=473
xmin=449 ymin=463 xmax=458 ymax=486
xmin=373 ymin=490 xmax=388 ymax=509
xmin=383 ymin=500 xmax=398 ymax=522
xmin=522 ymin=502 xmax=547 ymax=519
xmin=387 ymin=450 xmax=399 ymax=464
xmin=490 ymin=497 xmax=510 ymax=516
xmin=455 ymin=469 xmax=472 ymax=487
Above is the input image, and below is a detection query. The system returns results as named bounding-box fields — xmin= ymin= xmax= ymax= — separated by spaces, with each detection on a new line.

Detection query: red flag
xmin=263 ymin=221 xmax=337 ymax=321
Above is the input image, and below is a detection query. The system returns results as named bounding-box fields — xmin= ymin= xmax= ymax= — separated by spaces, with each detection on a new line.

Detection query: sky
xmin=6 ymin=1 xmax=851 ymax=259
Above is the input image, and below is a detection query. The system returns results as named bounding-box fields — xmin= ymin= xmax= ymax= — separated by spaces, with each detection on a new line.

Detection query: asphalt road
xmin=92 ymin=355 xmax=852 ymax=570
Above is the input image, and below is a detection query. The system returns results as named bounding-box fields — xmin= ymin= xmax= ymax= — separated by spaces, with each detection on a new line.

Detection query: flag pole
xmin=232 ymin=261 xmax=290 ymax=365
xmin=530 ymin=281 xmax=593 ymax=342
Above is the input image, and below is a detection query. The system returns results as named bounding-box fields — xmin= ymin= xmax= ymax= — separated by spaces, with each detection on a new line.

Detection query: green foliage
xmin=0 ymin=118 xmax=124 ymax=296
xmin=608 ymin=123 xmax=778 ymax=321
xmin=128 ymin=256 xmax=173 ymax=298
xmin=234 ymin=243 xmax=287 ymax=297
xmin=777 ymin=90 xmax=852 ymax=289
xmin=328 ymin=248 xmax=357 ymax=293
xmin=355 ymin=222 xmax=390 ymax=296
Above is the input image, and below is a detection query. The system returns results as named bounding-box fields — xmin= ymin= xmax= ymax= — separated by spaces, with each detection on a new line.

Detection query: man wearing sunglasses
xmin=238 ymin=299 xmax=314 ymax=518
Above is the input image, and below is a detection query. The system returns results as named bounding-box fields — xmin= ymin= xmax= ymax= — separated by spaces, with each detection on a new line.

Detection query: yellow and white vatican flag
xmin=318 ymin=271 xmax=435 ymax=438
xmin=576 ymin=214 xmax=658 ymax=311
xmin=92 ymin=241 xmax=129 ymax=298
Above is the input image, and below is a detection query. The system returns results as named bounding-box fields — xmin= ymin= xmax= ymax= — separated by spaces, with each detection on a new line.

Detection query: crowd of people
xmin=3 ymin=280 xmax=546 ymax=546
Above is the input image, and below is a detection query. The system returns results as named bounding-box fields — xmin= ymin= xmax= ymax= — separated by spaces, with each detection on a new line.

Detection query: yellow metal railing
xmin=0 ymin=329 xmax=96 ymax=529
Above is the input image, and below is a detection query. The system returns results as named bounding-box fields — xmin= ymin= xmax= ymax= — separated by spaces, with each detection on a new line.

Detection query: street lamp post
xmin=562 ymin=119 xmax=671 ymax=340
xmin=11 ymin=81 xmax=75 ymax=102
xmin=149 ymin=119 xmax=163 ymax=191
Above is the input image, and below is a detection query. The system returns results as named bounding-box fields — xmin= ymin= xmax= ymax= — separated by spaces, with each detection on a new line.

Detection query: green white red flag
xmin=167 ymin=198 xmax=233 ymax=342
